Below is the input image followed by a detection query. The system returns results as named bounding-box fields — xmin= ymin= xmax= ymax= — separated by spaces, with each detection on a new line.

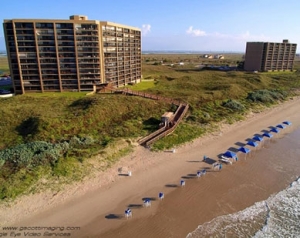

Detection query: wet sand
xmin=5 ymin=97 xmax=300 ymax=238
xmin=101 ymin=133 xmax=300 ymax=238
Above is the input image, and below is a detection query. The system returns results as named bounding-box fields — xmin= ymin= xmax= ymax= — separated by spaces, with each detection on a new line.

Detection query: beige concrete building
xmin=244 ymin=40 xmax=297 ymax=72
xmin=3 ymin=15 xmax=141 ymax=94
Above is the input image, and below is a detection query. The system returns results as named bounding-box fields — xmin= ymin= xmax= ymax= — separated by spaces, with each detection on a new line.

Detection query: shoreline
xmin=1 ymin=97 xmax=300 ymax=238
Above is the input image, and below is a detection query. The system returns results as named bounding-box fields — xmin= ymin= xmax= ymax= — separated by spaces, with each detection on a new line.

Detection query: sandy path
xmin=1 ymin=97 xmax=300 ymax=238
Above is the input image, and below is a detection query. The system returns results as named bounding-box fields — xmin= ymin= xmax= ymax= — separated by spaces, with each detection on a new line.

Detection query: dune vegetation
xmin=1 ymin=54 xmax=300 ymax=200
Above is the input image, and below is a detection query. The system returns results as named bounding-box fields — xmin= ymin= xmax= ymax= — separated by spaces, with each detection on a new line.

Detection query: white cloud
xmin=185 ymin=25 xmax=269 ymax=42
xmin=142 ymin=24 xmax=151 ymax=35
xmin=210 ymin=31 xmax=269 ymax=42
xmin=186 ymin=26 xmax=207 ymax=37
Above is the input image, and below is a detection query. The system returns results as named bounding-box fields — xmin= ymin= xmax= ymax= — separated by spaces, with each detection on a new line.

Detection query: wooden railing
xmin=143 ymin=104 xmax=189 ymax=146
xmin=102 ymin=86 xmax=189 ymax=146
xmin=138 ymin=103 xmax=189 ymax=146
xmin=103 ymin=87 xmax=181 ymax=106
xmin=137 ymin=124 xmax=168 ymax=145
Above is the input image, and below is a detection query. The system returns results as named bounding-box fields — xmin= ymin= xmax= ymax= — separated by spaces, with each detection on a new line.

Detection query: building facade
xmin=244 ymin=39 xmax=297 ymax=72
xmin=3 ymin=15 xmax=141 ymax=94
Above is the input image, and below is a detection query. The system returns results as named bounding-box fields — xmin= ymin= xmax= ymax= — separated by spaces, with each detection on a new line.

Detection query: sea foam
xmin=187 ymin=177 xmax=300 ymax=238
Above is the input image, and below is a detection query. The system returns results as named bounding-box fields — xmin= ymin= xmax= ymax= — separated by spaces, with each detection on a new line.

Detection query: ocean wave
xmin=186 ymin=177 xmax=300 ymax=238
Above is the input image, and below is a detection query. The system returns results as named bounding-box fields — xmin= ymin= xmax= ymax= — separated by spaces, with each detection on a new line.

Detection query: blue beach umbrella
xmin=276 ymin=124 xmax=285 ymax=129
xmin=247 ymin=140 xmax=258 ymax=147
xmin=239 ymin=147 xmax=251 ymax=153
xmin=223 ymin=150 xmax=237 ymax=158
xmin=271 ymin=127 xmax=280 ymax=133
xmin=253 ymin=136 xmax=263 ymax=142
xmin=239 ymin=146 xmax=251 ymax=159
xmin=263 ymin=133 xmax=273 ymax=138
xmin=283 ymin=121 xmax=292 ymax=125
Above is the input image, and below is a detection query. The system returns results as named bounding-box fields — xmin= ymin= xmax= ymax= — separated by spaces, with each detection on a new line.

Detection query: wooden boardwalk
xmin=102 ymin=86 xmax=189 ymax=146
xmin=138 ymin=103 xmax=189 ymax=146
xmin=102 ymin=87 xmax=181 ymax=106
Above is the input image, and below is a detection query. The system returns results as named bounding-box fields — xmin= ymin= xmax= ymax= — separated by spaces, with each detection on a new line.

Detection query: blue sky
xmin=1 ymin=0 xmax=299 ymax=52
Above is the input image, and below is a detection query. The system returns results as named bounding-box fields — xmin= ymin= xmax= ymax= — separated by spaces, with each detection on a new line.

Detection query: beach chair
xmin=220 ymin=156 xmax=233 ymax=165
xmin=180 ymin=180 xmax=185 ymax=187
xmin=212 ymin=163 xmax=221 ymax=170
xmin=125 ymin=208 xmax=132 ymax=219
xmin=158 ymin=192 xmax=164 ymax=200
xmin=197 ymin=171 xmax=202 ymax=178
xmin=143 ymin=199 xmax=151 ymax=207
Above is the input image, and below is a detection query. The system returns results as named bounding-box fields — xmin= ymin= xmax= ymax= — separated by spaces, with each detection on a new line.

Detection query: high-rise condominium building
xmin=244 ymin=39 xmax=297 ymax=72
xmin=3 ymin=15 xmax=141 ymax=94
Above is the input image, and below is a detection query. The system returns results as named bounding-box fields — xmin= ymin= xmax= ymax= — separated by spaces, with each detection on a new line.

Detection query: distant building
xmin=244 ymin=39 xmax=297 ymax=72
xmin=214 ymin=54 xmax=224 ymax=59
xmin=3 ymin=15 xmax=141 ymax=94
xmin=202 ymin=54 xmax=213 ymax=59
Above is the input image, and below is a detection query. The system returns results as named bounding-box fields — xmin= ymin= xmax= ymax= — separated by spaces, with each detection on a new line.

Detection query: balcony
xmin=36 ymin=29 xmax=54 ymax=35
xmin=41 ymin=70 xmax=58 ymax=75
xmin=79 ymin=69 xmax=100 ymax=74
xmin=15 ymin=23 xmax=34 ymax=29
xmin=58 ymin=47 xmax=75 ymax=52
xmin=77 ymin=43 xmax=99 ymax=47
xmin=78 ymin=59 xmax=100 ymax=64
xmin=77 ymin=49 xmax=99 ymax=53
xmin=40 ymin=53 xmax=57 ymax=58
xmin=17 ymin=36 xmax=35 ymax=41
xmin=76 ymin=31 xmax=98 ymax=36
xmin=61 ymin=80 xmax=78 ymax=85
xmin=61 ymin=76 xmax=78 ymax=80
xmin=60 ymin=70 xmax=77 ymax=75
xmin=79 ymin=64 xmax=100 ymax=69
xmin=40 ymin=65 xmax=58 ymax=69
xmin=57 ymin=36 xmax=74 ymax=41
xmin=56 ymin=23 xmax=73 ymax=29
xmin=58 ymin=42 xmax=75 ymax=46
xmin=42 ymin=75 xmax=58 ymax=80
xmin=21 ymin=70 xmax=39 ymax=75
xmin=77 ymin=54 xmax=99 ymax=58
xmin=40 ymin=59 xmax=57 ymax=64
xmin=38 ymin=41 xmax=55 ymax=46
xmin=56 ymin=30 xmax=74 ymax=35
xmin=80 ymin=75 xmax=100 ymax=79
xmin=22 ymin=76 xmax=40 ymax=81
xmin=59 ymin=53 xmax=76 ymax=58
xmin=76 ymin=24 xmax=98 ymax=31
xmin=21 ymin=65 xmax=38 ymax=69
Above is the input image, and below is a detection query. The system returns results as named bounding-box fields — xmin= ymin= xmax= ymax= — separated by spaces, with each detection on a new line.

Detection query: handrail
xmin=138 ymin=124 xmax=167 ymax=145
xmin=141 ymin=104 xmax=189 ymax=146
xmin=103 ymin=87 xmax=181 ymax=106
xmin=103 ymin=86 xmax=189 ymax=146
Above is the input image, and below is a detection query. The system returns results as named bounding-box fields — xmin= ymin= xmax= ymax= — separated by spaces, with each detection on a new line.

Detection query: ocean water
xmin=187 ymin=127 xmax=300 ymax=238
xmin=186 ymin=177 xmax=300 ymax=238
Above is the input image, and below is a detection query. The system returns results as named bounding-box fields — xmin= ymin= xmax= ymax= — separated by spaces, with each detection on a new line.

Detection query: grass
xmin=1 ymin=54 xmax=300 ymax=201
xmin=0 ymin=57 xmax=9 ymax=74
xmin=24 ymin=91 xmax=88 ymax=98
xmin=125 ymin=80 xmax=156 ymax=91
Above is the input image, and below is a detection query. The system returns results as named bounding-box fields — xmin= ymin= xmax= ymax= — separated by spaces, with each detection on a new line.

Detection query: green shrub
xmin=0 ymin=141 xmax=69 ymax=169
xmin=222 ymin=99 xmax=245 ymax=111
xmin=247 ymin=90 xmax=287 ymax=103
xmin=69 ymin=135 xmax=95 ymax=148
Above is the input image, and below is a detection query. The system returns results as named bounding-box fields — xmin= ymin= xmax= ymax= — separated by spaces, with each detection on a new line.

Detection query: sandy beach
xmin=1 ymin=97 xmax=300 ymax=238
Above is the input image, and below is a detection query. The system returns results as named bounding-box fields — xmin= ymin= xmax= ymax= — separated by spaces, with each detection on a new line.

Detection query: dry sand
xmin=1 ymin=97 xmax=300 ymax=238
